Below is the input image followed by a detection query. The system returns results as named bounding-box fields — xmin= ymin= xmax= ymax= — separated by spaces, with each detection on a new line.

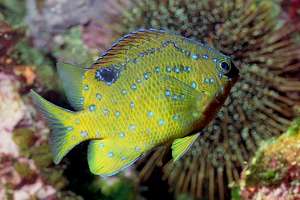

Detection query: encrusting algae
xmin=240 ymin=118 xmax=300 ymax=199
xmin=93 ymin=0 xmax=300 ymax=199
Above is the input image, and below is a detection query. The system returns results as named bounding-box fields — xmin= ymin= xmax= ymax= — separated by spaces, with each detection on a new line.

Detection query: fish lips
xmin=226 ymin=61 xmax=239 ymax=80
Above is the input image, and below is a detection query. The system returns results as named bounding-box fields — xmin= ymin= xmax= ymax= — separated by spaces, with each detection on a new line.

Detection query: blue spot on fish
xmin=158 ymin=119 xmax=165 ymax=126
xmin=108 ymin=151 xmax=114 ymax=157
xmin=218 ymin=73 xmax=223 ymax=79
xmin=80 ymin=131 xmax=88 ymax=138
xmin=165 ymin=89 xmax=171 ymax=97
xmin=172 ymin=95 xmax=178 ymax=101
xmin=135 ymin=146 xmax=141 ymax=152
xmin=99 ymin=143 xmax=104 ymax=148
xmin=185 ymin=51 xmax=191 ymax=57
xmin=166 ymin=66 xmax=172 ymax=73
xmin=115 ymin=111 xmax=121 ymax=118
xmin=131 ymin=83 xmax=137 ymax=90
xmin=96 ymin=131 xmax=101 ymax=137
xmin=129 ymin=124 xmax=136 ymax=131
xmin=173 ymin=66 xmax=180 ymax=73
xmin=203 ymin=54 xmax=209 ymax=59
xmin=130 ymin=101 xmax=135 ymax=108
xmin=144 ymin=72 xmax=151 ymax=80
xmin=89 ymin=104 xmax=96 ymax=112
xmin=191 ymin=53 xmax=199 ymax=60
xmin=172 ymin=114 xmax=179 ymax=121
xmin=79 ymin=97 xmax=84 ymax=103
xmin=66 ymin=127 xmax=73 ymax=131
xmin=103 ymin=108 xmax=110 ymax=116
xmin=83 ymin=85 xmax=89 ymax=91
xmin=119 ymin=132 xmax=125 ymax=138
xmin=121 ymin=89 xmax=127 ymax=95
xmin=147 ymin=111 xmax=154 ymax=118
xmin=191 ymin=81 xmax=197 ymax=89
xmin=204 ymin=78 xmax=210 ymax=84
xmin=96 ymin=93 xmax=102 ymax=100
xmin=154 ymin=66 xmax=160 ymax=73
xmin=184 ymin=66 xmax=191 ymax=72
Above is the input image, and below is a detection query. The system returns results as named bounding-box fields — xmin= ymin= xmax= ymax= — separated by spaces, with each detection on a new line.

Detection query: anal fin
xmin=171 ymin=133 xmax=200 ymax=161
xmin=88 ymin=140 xmax=142 ymax=177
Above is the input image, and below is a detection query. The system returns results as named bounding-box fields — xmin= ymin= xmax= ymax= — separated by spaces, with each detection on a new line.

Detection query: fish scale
xmin=30 ymin=29 xmax=239 ymax=176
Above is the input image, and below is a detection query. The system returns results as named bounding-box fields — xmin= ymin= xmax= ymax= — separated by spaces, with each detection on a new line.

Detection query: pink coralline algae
xmin=0 ymin=72 xmax=58 ymax=199
xmin=0 ymin=73 xmax=25 ymax=156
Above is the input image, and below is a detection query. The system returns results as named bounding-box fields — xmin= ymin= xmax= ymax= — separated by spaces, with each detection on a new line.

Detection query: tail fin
xmin=30 ymin=90 xmax=79 ymax=164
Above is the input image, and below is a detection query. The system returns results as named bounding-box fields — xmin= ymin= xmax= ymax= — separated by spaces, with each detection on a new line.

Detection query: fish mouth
xmin=226 ymin=61 xmax=240 ymax=80
xmin=230 ymin=73 xmax=240 ymax=85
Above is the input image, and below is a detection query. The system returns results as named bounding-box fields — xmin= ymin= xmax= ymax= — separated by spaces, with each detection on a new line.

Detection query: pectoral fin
xmin=88 ymin=140 xmax=143 ymax=177
xmin=171 ymin=133 xmax=200 ymax=161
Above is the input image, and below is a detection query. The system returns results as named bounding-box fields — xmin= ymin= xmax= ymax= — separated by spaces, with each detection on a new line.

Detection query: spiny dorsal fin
xmin=57 ymin=62 xmax=86 ymax=111
xmin=92 ymin=29 xmax=173 ymax=67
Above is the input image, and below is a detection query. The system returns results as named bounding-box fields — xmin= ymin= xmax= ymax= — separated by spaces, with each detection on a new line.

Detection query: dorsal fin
xmin=57 ymin=62 xmax=86 ymax=111
xmin=92 ymin=29 xmax=173 ymax=67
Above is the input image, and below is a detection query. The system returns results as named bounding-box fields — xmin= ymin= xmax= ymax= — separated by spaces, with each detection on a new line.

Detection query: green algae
xmin=243 ymin=118 xmax=300 ymax=187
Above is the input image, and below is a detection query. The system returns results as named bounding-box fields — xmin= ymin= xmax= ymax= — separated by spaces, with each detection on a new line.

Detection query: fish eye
xmin=220 ymin=61 xmax=231 ymax=73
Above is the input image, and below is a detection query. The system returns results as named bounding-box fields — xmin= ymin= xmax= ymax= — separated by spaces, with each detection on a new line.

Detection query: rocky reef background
xmin=0 ymin=0 xmax=299 ymax=200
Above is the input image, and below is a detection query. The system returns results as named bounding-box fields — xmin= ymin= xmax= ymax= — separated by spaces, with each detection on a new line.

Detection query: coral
xmin=26 ymin=0 xmax=97 ymax=49
xmin=0 ymin=21 xmax=83 ymax=200
xmin=0 ymin=72 xmax=57 ymax=199
xmin=0 ymin=72 xmax=85 ymax=200
xmin=0 ymin=21 xmax=22 ymax=60
xmin=240 ymin=118 xmax=300 ymax=200
xmin=25 ymin=0 xmax=130 ymax=50
xmin=82 ymin=20 xmax=115 ymax=50
xmin=97 ymin=0 xmax=300 ymax=199
xmin=0 ymin=73 xmax=25 ymax=157
xmin=52 ymin=26 xmax=96 ymax=67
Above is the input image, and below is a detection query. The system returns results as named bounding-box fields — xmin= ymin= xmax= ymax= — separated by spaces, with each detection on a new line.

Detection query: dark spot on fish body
xmin=95 ymin=67 xmax=119 ymax=85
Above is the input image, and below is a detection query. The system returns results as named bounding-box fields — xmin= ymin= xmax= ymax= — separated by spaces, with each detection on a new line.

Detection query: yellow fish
xmin=31 ymin=29 xmax=239 ymax=177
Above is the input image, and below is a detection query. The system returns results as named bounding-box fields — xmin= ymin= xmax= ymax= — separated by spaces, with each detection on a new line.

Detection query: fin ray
xmin=30 ymin=90 xmax=83 ymax=164
xmin=57 ymin=62 xmax=86 ymax=111
xmin=172 ymin=133 xmax=200 ymax=161
xmin=92 ymin=29 xmax=172 ymax=67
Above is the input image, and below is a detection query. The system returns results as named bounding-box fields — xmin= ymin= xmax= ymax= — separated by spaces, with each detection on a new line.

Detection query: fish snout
xmin=226 ymin=61 xmax=239 ymax=80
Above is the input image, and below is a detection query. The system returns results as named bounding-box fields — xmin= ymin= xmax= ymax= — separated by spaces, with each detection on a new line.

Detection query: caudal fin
xmin=30 ymin=90 xmax=81 ymax=164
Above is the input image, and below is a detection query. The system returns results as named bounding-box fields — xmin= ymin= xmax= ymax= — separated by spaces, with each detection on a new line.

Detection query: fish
xmin=30 ymin=29 xmax=239 ymax=177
